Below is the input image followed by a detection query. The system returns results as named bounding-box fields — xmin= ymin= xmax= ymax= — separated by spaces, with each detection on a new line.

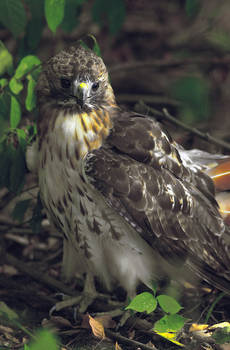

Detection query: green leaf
xmin=0 ymin=92 xmax=10 ymax=118
xmin=154 ymin=315 xmax=170 ymax=333
xmin=0 ymin=78 xmax=8 ymax=88
xmin=185 ymin=0 xmax=200 ymax=18
xmin=212 ymin=326 xmax=230 ymax=344
xmin=157 ymin=295 xmax=182 ymax=314
xmin=79 ymin=35 xmax=101 ymax=57
xmin=10 ymin=96 xmax=21 ymax=128
xmin=150 ymin=281 xmax=158 ymax=296
xmin=0 ymin=301 xmax=19 ymax=320
xmin=154 ymin=314 xmax=187 ymax=333
xmin=9 ymin=77 xmax=23 ymax=95
xmin=26 ymin=76 xmax=36 ymax=111
xmin=125 ymin=292 xmax=157 ymax=314
xmin=26 ymin=0 xmax=44 ymax=50
xmin=0 ymin=41 xmax=13 ymax=75
xmin=170 ymin=76 xmax=210 ymax=123
xmin=159 ymin=314 xmax=187 ymax=332
xmin=16 ymin=128 xmax=27 ymax=150
xmin=88 ymin=34 xmax=101 ymax=57
xmin=15 ymin=55 xmax=41 ymax=80
xmin=0 ymin=92 xmax=10 ymax=136
xmin=92 ymin=0 xmax=125 ymax=35
xmin=0 ymin=0 xmax=26 ymax=38
xmin=27 ymin=19 xmax=45 ymax=51
xmin=11 ymin=199 xmax=31 ymax=223
xmin=9 ymin=144 xmax=26 ymax=193
xmin=28 ymin=329 xmax=59 ymax=350
xmin=45 ymin=0 xmax=66 ymax=33
xmin=61 ymin=0 xmax=85 ymax=32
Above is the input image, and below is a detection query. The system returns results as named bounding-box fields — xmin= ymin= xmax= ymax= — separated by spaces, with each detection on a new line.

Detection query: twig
xmin=204 ymin=292 xmax=226 ymax=323
xmin=5 ymin=253 xmax=75 ymax=296
xmin=138 ymin=101 xmax=230 ymax=152
xmin=105 ymin=329 xmax=158 ymax=350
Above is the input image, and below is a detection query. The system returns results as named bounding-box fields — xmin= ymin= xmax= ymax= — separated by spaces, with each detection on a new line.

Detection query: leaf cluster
xmin=126 ymin=289 xmax=187 ymax=346
xmin=0 ymin=0 xmax=125 ymax=41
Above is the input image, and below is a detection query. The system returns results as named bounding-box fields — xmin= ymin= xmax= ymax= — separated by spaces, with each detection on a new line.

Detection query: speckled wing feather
xmin=85 ymin=112 xmax=230 ymax=292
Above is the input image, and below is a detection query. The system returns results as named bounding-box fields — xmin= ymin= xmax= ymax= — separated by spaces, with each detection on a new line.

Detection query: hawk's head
xmin=36 ymin=45 xmax=118 ymax=158
xmin=37 ymin=45 xmax=116 ymax=113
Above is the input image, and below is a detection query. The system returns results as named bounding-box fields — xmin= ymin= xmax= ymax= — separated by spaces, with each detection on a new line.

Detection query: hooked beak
xmin=73 ymin=81 xmax=89 ymax=108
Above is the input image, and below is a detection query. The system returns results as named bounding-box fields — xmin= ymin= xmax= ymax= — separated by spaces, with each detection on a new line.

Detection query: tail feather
xmin=179 ymin=148 xmax=230 ymax=225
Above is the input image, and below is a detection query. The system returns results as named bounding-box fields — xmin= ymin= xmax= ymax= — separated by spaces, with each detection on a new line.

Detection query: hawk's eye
xmin=61 ymin=78 xmax=71 ymax=89
xmin=92 ymin=82 xmax=99 ymax=91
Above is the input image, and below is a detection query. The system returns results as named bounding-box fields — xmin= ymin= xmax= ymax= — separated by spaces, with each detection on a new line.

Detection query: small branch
xmin=138 ymin=101 xmax=230 ymax=152
xmin=105 ymin=329 xmax=158 ymax=350
xmin=5 ymin=253 xmax=75 ymax=296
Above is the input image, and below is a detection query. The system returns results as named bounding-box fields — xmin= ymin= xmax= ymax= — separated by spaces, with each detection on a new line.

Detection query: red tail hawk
xmin=27 ymin=44 xmax=230 ymax=298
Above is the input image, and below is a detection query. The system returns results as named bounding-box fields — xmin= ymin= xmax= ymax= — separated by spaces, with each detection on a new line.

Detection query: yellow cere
xmin=79 ymin=82 xmax=88 ymax=89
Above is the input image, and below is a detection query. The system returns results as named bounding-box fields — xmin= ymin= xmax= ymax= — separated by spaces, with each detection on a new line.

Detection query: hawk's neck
xmin=38 ymin=105 xmax=117 ymax=160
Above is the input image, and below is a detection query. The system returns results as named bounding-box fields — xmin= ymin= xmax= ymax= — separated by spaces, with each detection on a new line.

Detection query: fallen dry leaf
xmin=89 ymin=314 xmax=105 ymax=339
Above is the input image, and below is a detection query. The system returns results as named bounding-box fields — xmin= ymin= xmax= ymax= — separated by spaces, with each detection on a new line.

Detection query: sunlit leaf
xmin=125 ymin=292 xmax=157 ymax=314
xmin=0 ymin=41 xmax=13 ymax=75
xmin=27 ymin=329 xmax=59 ymax=350
xmin=16 ymin=128 xmax=27 ymax=149
xmin=26 ymin=76 xmax=36 ymax=111
xmin=157 ymin=295 xmax=182 ymax=314
xmin=154 ymin=330 xmax=185 ymax=347
xmin=0 ymin=78 xmax=8 ymax=88
xmin=0 ymin=0 xmax=26 ymax=38
xmin=154 ymin=314 xmax=187 ymax=333
xmin=45 ymin=0 xmax=66 ymax=33
xmin=10 ymin=96 xmax=21 ymax=128
xmin=9 ymin=77 xmax=23 ymax=95
xmin=15 ymin=55 xmax=41 ymax=80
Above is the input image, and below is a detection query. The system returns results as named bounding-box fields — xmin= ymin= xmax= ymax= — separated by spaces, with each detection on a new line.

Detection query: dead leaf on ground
xmin=89 ymin=314 xmax=105 ymax=339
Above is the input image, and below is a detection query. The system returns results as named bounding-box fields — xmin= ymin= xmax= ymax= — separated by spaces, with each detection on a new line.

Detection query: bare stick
xmin=138 ymin=101 xmax=230 ymax=152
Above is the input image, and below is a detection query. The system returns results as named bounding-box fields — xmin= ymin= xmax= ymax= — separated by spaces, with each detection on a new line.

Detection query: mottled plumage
xmin=28 ymin=44 xmax=230 ymax=297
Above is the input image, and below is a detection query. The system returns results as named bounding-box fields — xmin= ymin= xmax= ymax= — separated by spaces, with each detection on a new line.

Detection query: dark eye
xmin=61 ymin=78 xmax=71 ymax=89
xmin=92 ymin=82 xmax=99 ymax=91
